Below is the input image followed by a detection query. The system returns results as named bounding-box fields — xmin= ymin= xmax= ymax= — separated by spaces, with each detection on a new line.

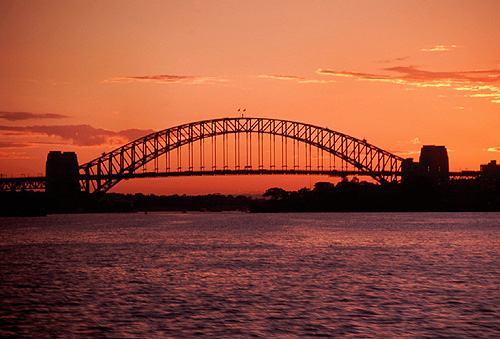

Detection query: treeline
xmin=87 ymin=193 xmax=252 ymax=213
xmin=251 ymin=179 xmax=500 ymax=212
xmin=0 ymin=190 xmax=48 ymax=216
xmin=1 ymin=177 xmax=499 ymax=216
xmin=0 ymin=191 xmax=253 ymax=216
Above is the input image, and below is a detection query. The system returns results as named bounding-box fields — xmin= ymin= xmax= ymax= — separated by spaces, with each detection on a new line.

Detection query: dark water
xmin=1 ymin=212 xmax=499 ymax=338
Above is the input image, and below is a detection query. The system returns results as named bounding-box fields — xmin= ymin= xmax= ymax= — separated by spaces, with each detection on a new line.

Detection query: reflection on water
xmin=1 ymin=212 xmax=499 ymax=338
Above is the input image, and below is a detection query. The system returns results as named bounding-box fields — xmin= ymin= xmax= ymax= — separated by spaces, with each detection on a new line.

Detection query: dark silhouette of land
xmin=252 ymin=177 xmax=500 ymax=212
xmin=1 ymin=175 xmax=499 ymax=216
xmin=0 ymin=191 xmax=253 ymax=216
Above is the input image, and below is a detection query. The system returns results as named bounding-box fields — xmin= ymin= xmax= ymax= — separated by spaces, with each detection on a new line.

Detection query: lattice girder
xmin=79 ymin=117 xmax=404 ymax=194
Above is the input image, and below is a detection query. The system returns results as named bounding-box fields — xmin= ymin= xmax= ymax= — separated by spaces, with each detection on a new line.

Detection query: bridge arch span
xmin=79 ymin=117 xmax=403 ymax=195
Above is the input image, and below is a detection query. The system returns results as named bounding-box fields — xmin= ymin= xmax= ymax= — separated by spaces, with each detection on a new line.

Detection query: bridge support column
xmin=401 ymin=145 xmax=449 ymax=184
xmin=46 ymin=151 xmax=81 ymax=211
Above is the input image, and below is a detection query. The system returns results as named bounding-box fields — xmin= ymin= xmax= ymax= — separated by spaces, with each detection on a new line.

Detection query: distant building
xmin=480 ymin=160 xmax=500 ymax=179
xmin=479 ymin=160 xmax=500 ymax=192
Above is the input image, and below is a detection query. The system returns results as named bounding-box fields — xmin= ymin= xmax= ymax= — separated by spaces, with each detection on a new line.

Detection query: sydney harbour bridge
xmin=0 ymin=117 xmax=474 ymax=196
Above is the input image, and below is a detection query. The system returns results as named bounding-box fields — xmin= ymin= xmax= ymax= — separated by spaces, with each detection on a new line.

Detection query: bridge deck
xmin=1 ymin=170 xmax=483 ymax=192
xmin=81 ymin=169 xmax=402 ymax=180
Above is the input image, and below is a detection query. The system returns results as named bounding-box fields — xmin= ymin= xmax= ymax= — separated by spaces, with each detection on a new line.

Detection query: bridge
xmin=0 ymin=117 xmax=477 ymax=196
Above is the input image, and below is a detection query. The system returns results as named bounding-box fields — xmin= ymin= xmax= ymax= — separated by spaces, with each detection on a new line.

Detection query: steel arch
xmin=79 ymin=117 xmax=404 ymax=195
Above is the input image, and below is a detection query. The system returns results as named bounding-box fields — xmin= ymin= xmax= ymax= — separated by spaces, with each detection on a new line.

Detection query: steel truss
xmin=80 ymin=117 xmax=404 ymax=195
xmin=0 ymin=177 xmax=45 ymax=191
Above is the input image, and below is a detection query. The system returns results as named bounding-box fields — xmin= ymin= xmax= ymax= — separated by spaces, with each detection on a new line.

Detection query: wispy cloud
xmin=0 ymin=141 xmax=33 ymax=148
xmin=117 ymin=128 xmax=157 ymax=141
xmin=0 ymin=111 xmax=69 ymax=121
xmin=316 ymin=69 xmax=381 ymax=79
xmin=0 ymin=125 xmax=155 ymax=147
xmin=258 ymin=74 xmax=335 ymax=84
xmin=487 ymin=147 xmax=500 ymax=153
xmin=393 ymin=150 xmax=421 ymax=157
xmin=421 ymin=44 xmax=457 ymax=52
xmin=385 ymin=66 xmax=500 ymax=83
xmin=409 ymin=137 xmax=420 ymax=145
xmin=317 ymin=66 xmax=500 ymax=103
xmin=24 ymin=79 xmax=65 ymax=86
xmin=258 ymin=74 xmax=306 ymax=81
xmin=103 ymin=74 xmax=227 ymax=84
xmin=319 ymin=67 xmax=500 ymax=83
xmin=379 ymin=56 xmax=410 ymax=64
xmin=395 ymin=137 xmax=421 ymax=153
xmin=0 ymin=151 xmax=32 ymax=160
xmin=0 ymin=141 xmax=65 ymax=148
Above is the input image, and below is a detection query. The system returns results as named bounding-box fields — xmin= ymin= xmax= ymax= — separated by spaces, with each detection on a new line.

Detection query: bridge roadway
xmin=0 ymin=176 xmax=46 ymax=191
xmin=87 ymin=170 xmax=480 ymax=180
xmin=0 ymin=170 xmax=394 ymax=191
xmin=0 ymin=170 xmax=480 ymax=192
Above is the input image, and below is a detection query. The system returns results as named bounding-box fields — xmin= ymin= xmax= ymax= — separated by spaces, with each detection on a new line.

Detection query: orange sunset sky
xmin=1 ymin=0 xmax=499 ymax=195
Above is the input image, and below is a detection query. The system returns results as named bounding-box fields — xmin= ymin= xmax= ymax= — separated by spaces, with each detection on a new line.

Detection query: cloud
xmin=0 ymin=151 xmax=32 ymax=160
xmin=487 ymin=147 xmax=500 ymax=153
xmin=297 ymin=79 xmax=336 ymax=84
xmin=317 ymin=69 xmax=385 ymax=79
xmin=0 ymin=141 xmax=73 ymax=148
xmin=422 ymin=45 xmax=457 ymax=52
xmin=379 ymin=56 xmax=410 ymax=64
xmin=24 ymin=79 xmax=66 ymax=86
xmin=393 ymin=150 xmax=421 ymax=157
xmin=317 ymin=66 xmax=500 ymax=103
xmin=0 ymin=141 xmax=33 ymax=148
xmin=259 ymin=74 xmax=306 ymax=81
xmin=318 ymin=66 xmax=500 ymax=83
xmin=396 ymin=137 xmax=421 ymax=146
xmin=0 ymin=111 xmax=69 ymax=121
xmin=119 ymin=128 xmax=157 ymax=141
xmin=258 ymin=74 xmax=335 ymax=84
xmin=0 ymin=125 xmax=156 ymax=147
xmin=383 ymin=66 xmax=500 ymax=83
xmin=103 ymin=74 xmax=227 ymax=84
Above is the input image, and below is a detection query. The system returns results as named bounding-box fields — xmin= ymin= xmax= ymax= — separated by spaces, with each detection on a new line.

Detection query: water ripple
xmin=1 ymin=212 xmax=499 ymax=338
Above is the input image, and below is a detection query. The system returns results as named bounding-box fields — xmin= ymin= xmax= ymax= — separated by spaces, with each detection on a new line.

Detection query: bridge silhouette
xmin=0 ymin=117 xmax=477 ymax=196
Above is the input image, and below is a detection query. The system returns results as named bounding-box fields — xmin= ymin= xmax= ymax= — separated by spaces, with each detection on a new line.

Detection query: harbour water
xmin=1 ymin=212 xmax=499 ymax=338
